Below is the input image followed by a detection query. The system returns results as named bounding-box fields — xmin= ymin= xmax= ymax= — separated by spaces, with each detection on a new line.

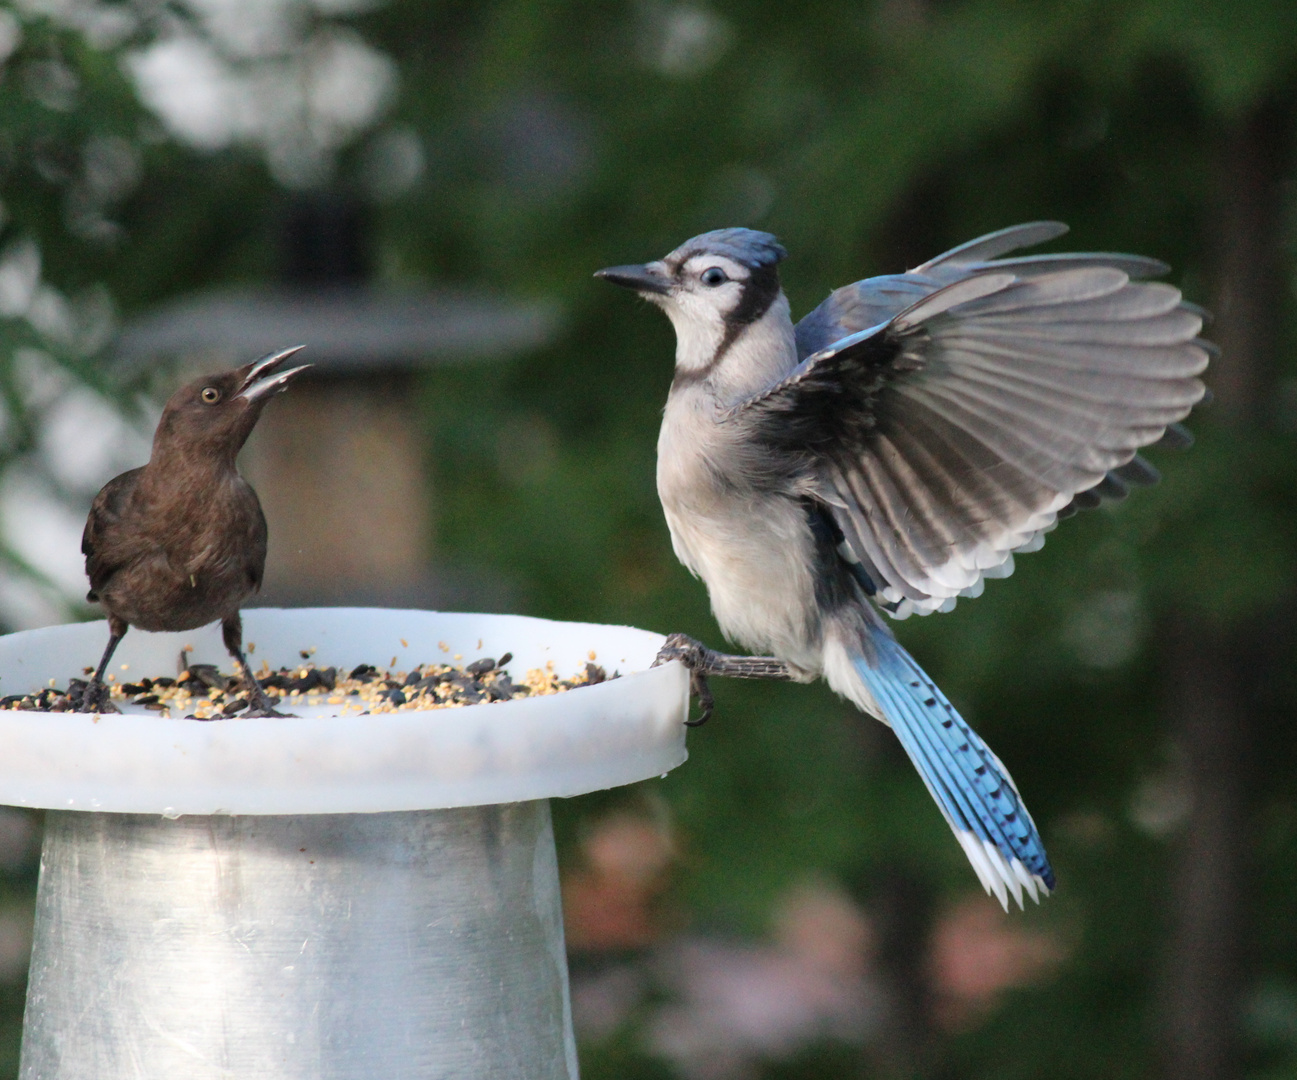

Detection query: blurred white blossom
xmin=127 ymin=2 xmax=398 ymax=187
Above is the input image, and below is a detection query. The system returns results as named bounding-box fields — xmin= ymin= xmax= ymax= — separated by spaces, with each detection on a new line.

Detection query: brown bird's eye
xmin=201 ymin=387 xmax=221 ymax=404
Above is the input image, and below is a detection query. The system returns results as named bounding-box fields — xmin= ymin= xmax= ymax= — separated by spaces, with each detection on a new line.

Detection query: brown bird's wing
xmin=82 ymin=468 xmax=148 ymax=600
xmin=241 ymin=481 xmax=268 ymax=593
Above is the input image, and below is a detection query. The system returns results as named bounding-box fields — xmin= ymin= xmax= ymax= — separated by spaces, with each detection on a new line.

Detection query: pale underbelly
xmin=662 ymin=498 xmax=825 ymax=675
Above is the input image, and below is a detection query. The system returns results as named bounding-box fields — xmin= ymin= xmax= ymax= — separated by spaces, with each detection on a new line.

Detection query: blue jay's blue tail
xmin=844 ymin=625 xmax=1054 ymax=909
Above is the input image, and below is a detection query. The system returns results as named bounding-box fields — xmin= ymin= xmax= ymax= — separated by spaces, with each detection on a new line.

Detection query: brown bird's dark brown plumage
xmin=78 ymin=347 xmax=310 ymax=716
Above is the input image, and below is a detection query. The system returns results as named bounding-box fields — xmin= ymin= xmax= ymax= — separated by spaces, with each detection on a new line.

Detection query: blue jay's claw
xmin=653 ymin=632 xmax=708 ymax=669
xmin=654 ymin=634 xmax=792 ymax=726
xmin=654 ymin=633 xmax=716 ymax=726
xmin=686 ymin=676 xmax=715 ymax=728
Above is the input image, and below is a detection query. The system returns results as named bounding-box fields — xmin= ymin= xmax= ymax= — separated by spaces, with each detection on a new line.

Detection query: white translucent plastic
xmin=0 ymin=608 xmax=690 ymax=815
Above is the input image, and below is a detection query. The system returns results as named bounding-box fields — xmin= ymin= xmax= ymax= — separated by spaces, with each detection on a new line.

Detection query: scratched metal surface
xmin=20 ymin=802 xmax=578 ymax=1079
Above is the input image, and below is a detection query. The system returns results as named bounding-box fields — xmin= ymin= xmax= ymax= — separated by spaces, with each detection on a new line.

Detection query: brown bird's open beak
xmin=238 ymin=345 xmax=311 ymax=403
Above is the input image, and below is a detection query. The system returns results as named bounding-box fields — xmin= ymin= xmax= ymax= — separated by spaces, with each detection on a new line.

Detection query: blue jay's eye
xmin=700 ymin=267 xmax=728 ymax=287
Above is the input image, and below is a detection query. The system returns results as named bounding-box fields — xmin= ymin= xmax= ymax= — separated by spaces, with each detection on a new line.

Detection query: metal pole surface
xmin=20 ymin=802 xmax=578 ymax=1080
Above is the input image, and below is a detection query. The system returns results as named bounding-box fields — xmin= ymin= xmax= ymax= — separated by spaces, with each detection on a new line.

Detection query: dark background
xmin=1 ymin=2 xmax=1296 ymax=1078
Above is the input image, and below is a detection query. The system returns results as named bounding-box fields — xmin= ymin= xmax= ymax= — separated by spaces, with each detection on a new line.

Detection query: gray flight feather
xmin=736 ymin=225 xmax=1209 ymax=617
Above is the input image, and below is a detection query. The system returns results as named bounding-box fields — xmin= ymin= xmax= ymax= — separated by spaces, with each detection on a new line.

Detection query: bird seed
xmin=3 ymin=653 xmax=612 ymax=720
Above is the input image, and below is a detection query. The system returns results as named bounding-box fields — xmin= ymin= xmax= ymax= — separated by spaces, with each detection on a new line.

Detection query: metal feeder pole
xmin=21 ymin=804 xmax=578 ymax=1080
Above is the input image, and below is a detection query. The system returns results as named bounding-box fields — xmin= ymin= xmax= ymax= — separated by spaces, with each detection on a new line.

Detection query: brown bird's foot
xmin=223 ymin=682 xmax=295 ymax=719
xmin=652 ymin=633 xmax=792 ymax=727
xmin=77 ymin=627 xmax=126 ymax=713
xmin=222 ymin=616 xmax=296 ymax=718
xmin=74 ymin=679 xmax=120 ymax=714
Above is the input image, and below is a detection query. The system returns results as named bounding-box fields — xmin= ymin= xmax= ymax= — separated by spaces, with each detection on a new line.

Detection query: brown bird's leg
xmin=653 ymin=632 xmax=792 ymax=727
xmin=79 ymin=616 xmax=127 ymax=714
xmin=221 ymin=613 xmax=293 ymax=719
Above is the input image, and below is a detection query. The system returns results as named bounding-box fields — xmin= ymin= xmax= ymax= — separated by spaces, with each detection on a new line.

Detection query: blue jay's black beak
xmin=595 ymin=264 xmax=672 ymax=296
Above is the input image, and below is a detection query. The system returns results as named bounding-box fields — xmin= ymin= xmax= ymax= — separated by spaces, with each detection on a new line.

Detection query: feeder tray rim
xmin=0 ymin=607 xmax=689 ymax=817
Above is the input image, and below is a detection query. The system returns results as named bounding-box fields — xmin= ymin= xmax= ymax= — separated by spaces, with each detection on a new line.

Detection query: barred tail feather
xmin=827 ymin=627 xmax=1054 ymax=909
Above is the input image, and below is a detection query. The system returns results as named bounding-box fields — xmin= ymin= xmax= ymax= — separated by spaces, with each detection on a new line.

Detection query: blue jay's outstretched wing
xmin=793 ymin=222 xmax=1171 ymax=358
xmin=793 ymin=222 xmax=1192 ymax=540
xmin=734 ymin=225 xmax=1210 ymax=617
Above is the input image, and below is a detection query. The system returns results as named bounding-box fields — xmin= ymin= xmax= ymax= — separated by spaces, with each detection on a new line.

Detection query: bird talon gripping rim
xmin=599 ymin=223 xmax=1208 ymax=908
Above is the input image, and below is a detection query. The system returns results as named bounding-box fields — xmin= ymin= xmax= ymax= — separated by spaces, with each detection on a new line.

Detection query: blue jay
xmin=596 ymin=223 xmax=1208 ymax=909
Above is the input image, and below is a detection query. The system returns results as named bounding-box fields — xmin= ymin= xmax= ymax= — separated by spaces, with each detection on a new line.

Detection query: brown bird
xmin=78 ymin=347 xmax=310 ymax=716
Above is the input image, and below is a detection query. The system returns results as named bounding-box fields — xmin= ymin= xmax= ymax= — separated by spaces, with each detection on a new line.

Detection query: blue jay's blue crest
xmin=674 ymin=228 xmax=788 ymax=269
xmin=598 ymin=222 xmax=1210 ymax=909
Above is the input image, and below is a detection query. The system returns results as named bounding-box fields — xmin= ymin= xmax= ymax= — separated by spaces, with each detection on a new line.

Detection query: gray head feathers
xmin=672 ymin=228 xmax=788 ymax=269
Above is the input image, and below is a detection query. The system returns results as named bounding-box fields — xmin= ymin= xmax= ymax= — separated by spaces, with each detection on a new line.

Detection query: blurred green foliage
xmin=3 ymin=1 xmax=1297 ymax=1077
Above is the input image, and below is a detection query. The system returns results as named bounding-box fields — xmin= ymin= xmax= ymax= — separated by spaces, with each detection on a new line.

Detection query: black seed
xmin=486 ymin=679 xmax=514 ymax=702
xmin=317 ymin=667 xmax=337 ymax=691
xmin=466 ymin=658 xmax=496 ymax=677
xmin=300 ymin=650 xmax=311 ymax=660
xmin=497 ymin=652 xmax=513 ymax=667
xmin=187 ymin=664 xmax=224 ymax=691
xmin=290 ymin=670 xmax=324 ymax=694
xmin=584 ymin=663 xmax=607 ymax=685
xmin=222 ymin=698 xmax=249 ymax=716
xmin=132 ymin=694 xmax=160 ymax=706
xmin=152 ymin=677 xmax=175 ymax=689
xmin=383 ymin=688 xmax=407 ymax=707
xmin=350 ymin=664 xmax=377 ymax=681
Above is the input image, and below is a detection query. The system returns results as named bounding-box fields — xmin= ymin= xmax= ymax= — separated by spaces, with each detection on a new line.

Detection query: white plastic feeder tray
xmin=0 ymin=608 xmax=689 ymax=1080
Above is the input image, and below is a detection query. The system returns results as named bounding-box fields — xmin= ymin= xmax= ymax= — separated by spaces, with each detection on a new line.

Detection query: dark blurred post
xmin=868 ymin=869 xmax=936 ymax=1078
xmin=1159 ymin=96 xmax=1293 ymax=1080
xmin=249 ymin=192 xmax=431 ymax=606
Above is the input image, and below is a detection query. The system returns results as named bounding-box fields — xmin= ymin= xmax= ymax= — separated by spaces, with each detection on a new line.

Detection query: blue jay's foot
xmin=653 ymin=633 xmax=792 ymax=727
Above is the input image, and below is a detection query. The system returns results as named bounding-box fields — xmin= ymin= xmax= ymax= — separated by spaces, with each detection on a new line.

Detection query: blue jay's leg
xmin=654 ymin=633 xmax=792 ymax=726
xmin=832 ymin=622 xmax=1054 ymax=909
